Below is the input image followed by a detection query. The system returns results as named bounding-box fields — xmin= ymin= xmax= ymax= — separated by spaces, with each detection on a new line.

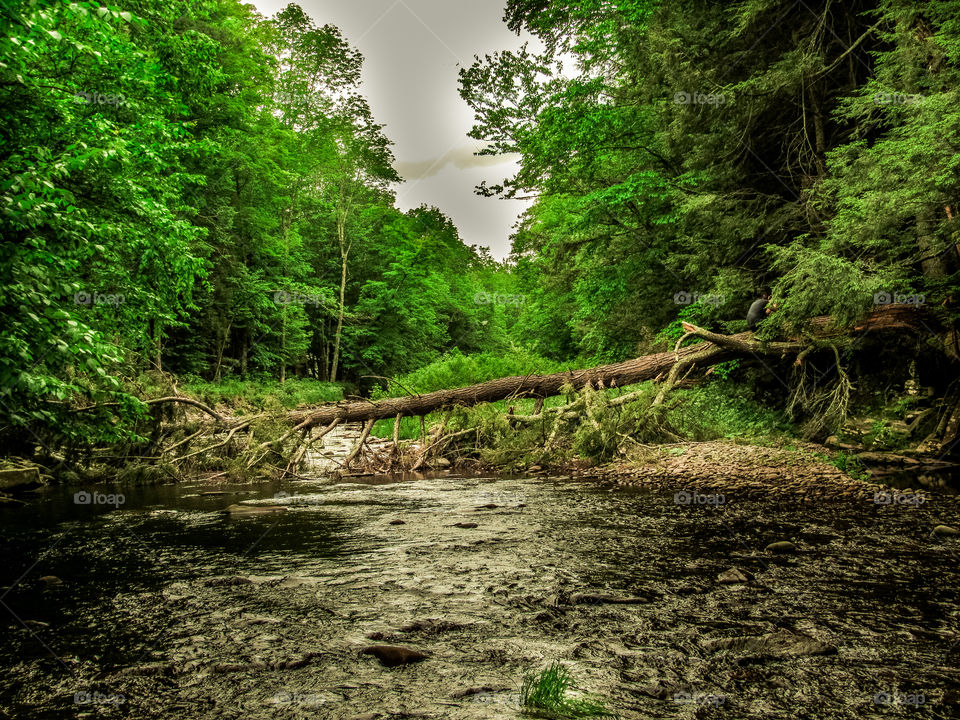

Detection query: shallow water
xmin=2 ymin=472 xmax=960 ymax=719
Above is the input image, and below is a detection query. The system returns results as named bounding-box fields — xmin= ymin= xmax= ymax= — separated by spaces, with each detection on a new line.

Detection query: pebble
xmin=360 ymin=645 xmax=429 ymax=667
xmin=765 ymin=541 xmax=797 ymax=554
xmin=717 ymin=567 xmax=753 ymax=584
xmin=223 ymin=503 xmax=287 ymax=515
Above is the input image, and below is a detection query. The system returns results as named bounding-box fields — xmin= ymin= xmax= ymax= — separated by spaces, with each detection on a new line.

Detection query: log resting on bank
xmin=288 ymin=305 xmax=935 ymax=429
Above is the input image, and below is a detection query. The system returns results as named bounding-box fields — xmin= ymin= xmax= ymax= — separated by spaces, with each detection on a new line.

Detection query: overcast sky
xmin=251 ymin=0 xmax=537 ymax=259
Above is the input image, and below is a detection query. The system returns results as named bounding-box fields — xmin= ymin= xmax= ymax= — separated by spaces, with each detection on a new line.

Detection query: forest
xmin=2 ymin=0 xmax=959 ymax=470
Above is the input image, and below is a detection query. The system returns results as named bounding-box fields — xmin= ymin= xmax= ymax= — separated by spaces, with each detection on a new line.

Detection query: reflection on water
xmin=2 ymin=470 xmax=960 ymax=719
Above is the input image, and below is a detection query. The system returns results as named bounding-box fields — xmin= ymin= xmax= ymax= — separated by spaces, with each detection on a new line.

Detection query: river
xmin=2 ymin=470 xmax=960 ymax=718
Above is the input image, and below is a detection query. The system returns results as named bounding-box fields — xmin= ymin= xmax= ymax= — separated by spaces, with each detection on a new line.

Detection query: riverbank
xmin=449 ymin=439 xmax=960 ymax=504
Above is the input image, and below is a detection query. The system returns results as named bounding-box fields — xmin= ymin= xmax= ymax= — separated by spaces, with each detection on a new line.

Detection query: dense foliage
xmin=461 ymin=0 xmax=960 ymax=360
xmin=0 ymin=0 xmax=517 ymax=449
xmin=2 ymin=0 xmax=959 ymax=454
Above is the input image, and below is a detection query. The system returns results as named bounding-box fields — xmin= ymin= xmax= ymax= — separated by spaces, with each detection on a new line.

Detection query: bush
xmin=667 ymin=380 xmax=793 ymax=440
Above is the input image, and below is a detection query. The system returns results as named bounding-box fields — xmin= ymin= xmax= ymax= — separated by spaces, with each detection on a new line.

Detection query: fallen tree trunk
xmin=289 ymin=344 xmax=734 ymax=429
xmin=289 ymin=305 xmax=933 ymax=428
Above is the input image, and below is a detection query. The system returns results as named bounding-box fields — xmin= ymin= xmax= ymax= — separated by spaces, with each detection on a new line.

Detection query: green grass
xmin=368 ymin=348 xmax=592 ymax=441
xmin=181 ymin=376 xmax=343 ymax=412
xmin=667 ymin=380 xmax=794 ymax=440
xmin=821 ymin=449 xmax=870 ymax=481
xmin=519 ymin=663 xmax=616 ymax=719
xmin=371 ymin=347 xmax=587 ymax=399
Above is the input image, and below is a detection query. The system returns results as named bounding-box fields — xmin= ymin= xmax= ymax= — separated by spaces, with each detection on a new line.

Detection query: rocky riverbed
xmin=2 ymin=470 xmax=960 ymax=718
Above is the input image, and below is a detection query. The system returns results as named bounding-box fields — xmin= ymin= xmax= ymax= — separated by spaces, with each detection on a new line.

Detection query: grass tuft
xmin=519 ymin=662 xmax=617 ymax=719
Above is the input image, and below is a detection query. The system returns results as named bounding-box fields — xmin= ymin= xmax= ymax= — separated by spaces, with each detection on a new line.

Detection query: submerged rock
xmin=765 ymin=541 xmax=797 ymax=553
xmin=0 ymin=466 xmax=41 ymax=490
xmin=717 ymin=567 xmax=753 ymax=584
xmin=703 ymin=630 xmax=836 ymax=659
xmin=223 ymin=503 xmax=287 ymax=516
xmin=203 ymin=576 xmax=253 ymax=587
xmin=568 ymin=592 xmax=651 ymax=605
xmin=360 ymin=645 xmax=429 ymax=667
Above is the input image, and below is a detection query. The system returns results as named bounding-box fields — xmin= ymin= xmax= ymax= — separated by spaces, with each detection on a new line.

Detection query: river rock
xmin=203 ymin=575 xmax=253 ymax=587
xmin=0 ymin=466 xmax=41 ymax=490
xmin=765 ymin=541 xmax=797 ymax=553
xmin=360 ymin=645 xmax=429 ymax=667
xmin=223 ymin=503 xmax=287 ymax=515
xmin=119 ymin=663 xmax=173 ymax=676
xmin=933 ymin=525 xmax=960 ymax=537
xmin=702 ymin=630 xmax=836 ymax=659
xmin=568 ymin=592 xmax=650 ymax=605
xmin=717 ymin=567 xmax=753 ymax=584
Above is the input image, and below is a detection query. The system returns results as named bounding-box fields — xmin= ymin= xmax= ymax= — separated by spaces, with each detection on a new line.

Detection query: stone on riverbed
xmin=360 ymin=645 xmax=429 ymax=667
xmin=717 ymin=567 xmax=753 ymax=584
xmin=0 ymin=466 xmax=41 ymax=490
xmin=702 ymin=630 xmax=836 ymax=659
xmin=568 ymin=592 xmax=651 ymax=605
xmin=765 ymin=541 xmax=797 ymax=553
xmin=933 ymin=525 xmax=959 ymax=537
xmin=223 ymin=503 xmax=287 ymax=516
xmin=203 ymin=576 xmax=253 ymax=587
